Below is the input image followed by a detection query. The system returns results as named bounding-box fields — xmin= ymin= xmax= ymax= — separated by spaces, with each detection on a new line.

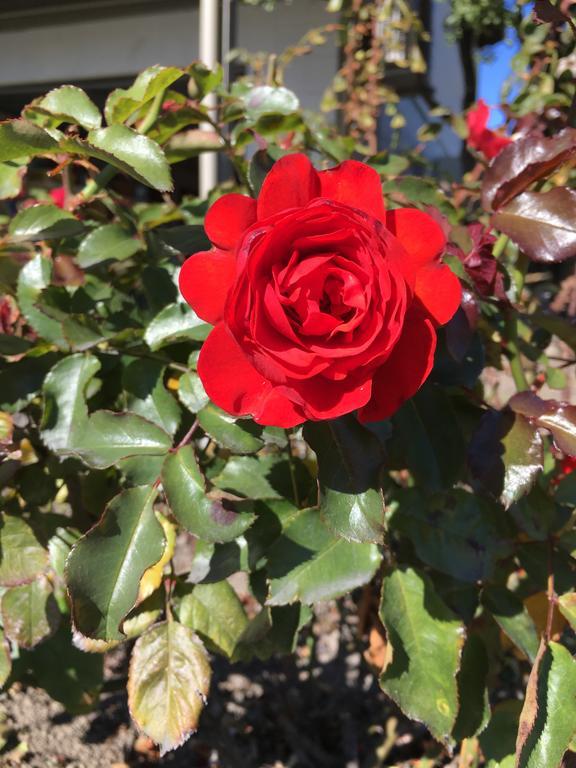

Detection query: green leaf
xmin=558 ymin=592 xmax=576 ymax=630
xmin=479 ymin=700 xmax=523 ymax=768
xmin=162 ymin=446 xmax=255 ymax=543
xmin=17 ymin=255 xmax=66 ymax=345
xmin=0 ymin=514 xmax=48 ymax=587
xmin=128 ymin=619 xmax=211 ymax=755
xmin=9 ymin=204 xmax=85 ymax=242
xmin=516 ymin=640 xmax=576 ymax=768
xmin=0 ymin=158 xmax=27 ymax=199
xmin=390 ymin=489 xmax=512 ymax=583
xmin=176 ymin=581 xmax=248 ymax=658
xmin=189 ymin=62 xmax=223 ymax=100
xmin=144 ymin=302 xmax=210 ymax=350
xmin=105 ymin=65 xmax=184 ymax=125
xmin=267 ymin=507 xmax=381 ymax=606
xmin=482 ymin=586 xmax=540 ymax=662
xmin=211 ymin=455 xmax=282 ymax=500
xmin=509 ymin=485 xmax=563 ymax=542
xmin=30 ymin=85 xmax=102 ymax=130
xmin=0 ymin=334 xmax=31 ymax=356
xmin=177 ymin=370 xmax=210 ymax=414
xmin=41 ymin=353 xmax=100 ymax=452
xmin=148 ymin=107 xmax=208 ymax=146
xmin=22 ymin=625 xmax=103 ymax=714
xmin=0 ymin=352 xmax=60 ymax=411
xmin=64 ymin=125 xmax=173 ymax=192
xmin=452 ymin=634 xmax=490 ymax=741
xmin=304 ymin=415 xmax=385 ymax=543
xmin=242 ymin=85 xmax=299 ymax=121
xmin=0 ymin=118 xmax=58 ymax=162
xmin=77 ymin=223 xmax=142 ymax=267
xmin=2 ymin=577 xmax=60 ymax=648
xmin=0 ymin=629 xmax=11 ymax=688
xmin=119 ymin=454 xmax=166 ymax=486
xmin=197 ymin=404 xmax=264 ymax=454
xmin=66 ymin=485 xmax=166 ymax=641
xmin=75 ymin=411 xmax=172 ymax=469
xmin=391 ymin=385 xmax=465 ymax=492
xmin=232 ymin=603 xmax=311 ymax=662
xmin=123 ymin=359 xmax=181 ymax=436
xmin=378 ymin=567 xmax=465 ymax=743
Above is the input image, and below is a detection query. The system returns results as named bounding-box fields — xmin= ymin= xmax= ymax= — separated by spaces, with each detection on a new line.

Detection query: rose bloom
xmin=49 ymin=187 xmax=66 ymax=208
xmin=179 ymin=154 xmax=461 ymax=428
xmin=466 ymin=100 xmax=512 ymax=160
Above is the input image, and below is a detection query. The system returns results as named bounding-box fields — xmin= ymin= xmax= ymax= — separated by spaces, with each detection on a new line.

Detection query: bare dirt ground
xmin=0 ymin=603 xmax=434 ymax=768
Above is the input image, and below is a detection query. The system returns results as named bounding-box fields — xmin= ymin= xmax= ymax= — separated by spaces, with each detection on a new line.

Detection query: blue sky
xmin=477 ymin=0 xmax=528 ymax=126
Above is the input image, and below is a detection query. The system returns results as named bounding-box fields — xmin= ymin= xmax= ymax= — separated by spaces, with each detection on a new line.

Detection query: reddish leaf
xmin=491 ymin=188 xmax=576 ymax=263
xmin=482 ymin=129 xmax=576 ymax=212
xmin=509 ymin=391 xmax=576 ymax=456
xmin=533 ymin=0 xmax=570 ymax=24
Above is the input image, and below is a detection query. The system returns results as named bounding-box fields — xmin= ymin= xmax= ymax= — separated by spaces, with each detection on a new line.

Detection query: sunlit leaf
xmin=128 ymin=619 xmax=211 ymax=754
xmin=378 ymin=567 xmax=465 ymax=743
xmin=1 ymin=577 xmax=60 ymax=648
xmin=66 ymin=485 xmax=166 ymax=641
xmin=267 ymin=507 xmax=381 ymax=605
xmin=515 ymin=640 xmax=576 ymax=768
xmin=0 ymin=514 xmax=48 ymax=587
xmin=304 ymin=415 xmax=385 ymax=543
xmin=176 ymin=581 xmax=248 ymax=658
xmin=162 ymin=445 xmax=255 ymax=542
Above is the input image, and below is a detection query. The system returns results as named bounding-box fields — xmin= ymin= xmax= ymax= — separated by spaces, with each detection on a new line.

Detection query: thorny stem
xmin=286 ymin=428 xmax=301 ymax=508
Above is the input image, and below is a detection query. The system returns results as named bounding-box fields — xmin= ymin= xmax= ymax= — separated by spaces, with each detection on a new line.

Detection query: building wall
xmin=0 ymin=8 xmax=200 ymax=88
xmin=0 ymin=0 xmax=338 ymax=113
xmin=236 ymin=0 xmax=339 ymax=111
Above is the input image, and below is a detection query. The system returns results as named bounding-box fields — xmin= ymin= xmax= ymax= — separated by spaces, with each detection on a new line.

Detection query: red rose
xmin=466 ymin=100 xmax=512 ymax=161
xmin=179 ymin=154 xmax=461 ymax=427
xmin=49 ymin=187 xmax=66 ymax=209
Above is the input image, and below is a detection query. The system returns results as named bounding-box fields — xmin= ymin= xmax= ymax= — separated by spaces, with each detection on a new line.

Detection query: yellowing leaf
xmin=128 ymin=620 xmax=211 ymax=754
xmin=138 ymin=513 xmax=176 ymax=602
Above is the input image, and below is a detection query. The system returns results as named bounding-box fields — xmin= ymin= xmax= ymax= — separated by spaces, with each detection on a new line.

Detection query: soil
xmin=0 ymin=602 xmax=435 ymax=768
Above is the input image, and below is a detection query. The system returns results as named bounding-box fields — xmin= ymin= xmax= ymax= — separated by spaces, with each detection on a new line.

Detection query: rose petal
xmin=198 ymin=323 xmax=305 ymax=428
xmin=415 ymin=262 xmax=462 ymax=326
xmin=179 ymin=249 xmax=236 ymax=325
xmin=205 ymin=193 xmax=257 ymax=250
xmin=358 ymin=309 xmax=436 ymax=423
xmin=319 ymin=160 xmax=386 ymax=222
xmin=257 ymin=153 xmax=320 ymax=220
xmin=293 ymin=374 xmax=372 ymax=421
xmin=385 ymin=208 xmax=446 ymax=275
xmin=466 ymin=99 xmax=490 ymax=144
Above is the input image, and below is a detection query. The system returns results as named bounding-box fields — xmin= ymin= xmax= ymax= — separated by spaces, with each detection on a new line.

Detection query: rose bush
xmin=179 ymin=153 xmax=461 ymax=426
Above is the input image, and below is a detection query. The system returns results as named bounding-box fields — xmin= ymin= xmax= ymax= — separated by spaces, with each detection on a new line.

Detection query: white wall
xmin=0 ymin=8 xmax=199 ymax=87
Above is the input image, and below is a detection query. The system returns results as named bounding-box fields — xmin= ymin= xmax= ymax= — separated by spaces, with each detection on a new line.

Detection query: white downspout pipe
xmin=199 ymin=0 xmax=219 ymax=199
